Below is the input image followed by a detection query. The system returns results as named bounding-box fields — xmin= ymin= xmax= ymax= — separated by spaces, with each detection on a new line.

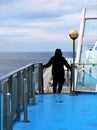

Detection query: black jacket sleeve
xmin=63 ymin=57 xmax=71 ymax=70
xmin=43 ymin=57 xmax=53 ymax=68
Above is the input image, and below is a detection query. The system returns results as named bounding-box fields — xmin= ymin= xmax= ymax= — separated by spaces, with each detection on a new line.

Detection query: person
xmin=43 ymin=49 xmax=71 ymax=93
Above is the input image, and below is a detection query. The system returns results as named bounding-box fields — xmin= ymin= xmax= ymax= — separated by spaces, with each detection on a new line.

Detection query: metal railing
xmin=1 ymin=60 xmax=97 ymax=130
xmin=0 ymin=63 xmax=43 ymax=130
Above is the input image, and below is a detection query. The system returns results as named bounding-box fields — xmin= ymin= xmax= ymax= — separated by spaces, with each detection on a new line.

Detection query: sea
xmin=0 ymin=51 xmax=73 ymax=77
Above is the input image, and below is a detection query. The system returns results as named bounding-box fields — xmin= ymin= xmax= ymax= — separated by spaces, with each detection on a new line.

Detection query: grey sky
xmin=0 ymin=0 xmax=83 ymax=52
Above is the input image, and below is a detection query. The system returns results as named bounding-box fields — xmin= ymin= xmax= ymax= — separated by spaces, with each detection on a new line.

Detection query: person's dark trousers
xmin=53 ymin=76 xmax=64 ymax=93
xmin=57 ymin=79 xmax=64 ymax=93
xmin=53 ymin=77 xmax=57 ymax=93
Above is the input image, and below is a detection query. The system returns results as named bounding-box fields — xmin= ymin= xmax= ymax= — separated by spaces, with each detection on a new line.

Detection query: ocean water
xmin=0 ymin=52 xmax=73 ymax=77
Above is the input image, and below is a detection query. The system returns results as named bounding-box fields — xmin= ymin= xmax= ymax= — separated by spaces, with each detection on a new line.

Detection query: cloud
xmin=0 ymin=0 xmax=82 ymax=51
xmin=0 ymin=12 xmax=81 ymax=42
xmin=0 ymin=0 xmax=82 ymax=19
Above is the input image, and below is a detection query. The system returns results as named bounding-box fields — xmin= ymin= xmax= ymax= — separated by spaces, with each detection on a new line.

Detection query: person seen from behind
xmin=43 ymin=48 xmax=71 ymax=93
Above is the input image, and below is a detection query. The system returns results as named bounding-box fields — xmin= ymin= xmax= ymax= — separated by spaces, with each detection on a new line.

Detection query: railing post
xmin=26 ymin=67 xmax=31 ymax=100
xmin=70 ymin=64 xmax=77 ymax=95
xmin=82 ymin=64 xmax=85 ymax=84
xmin=4 ymin=93 xmax=12 ymax=130
xmin=38 ymin=63 xmax=44 ymax=93
xmin=0 ymin=92 xmax=4 ymax=130
xmin=8 ymin=76 xmax=13 ymax=94
xmin=70 ymin=64 xmax=73 ymax=95
xmin=17 ymin=72 xmax=21 ymax=119
xmin=31 ymin=65 xmax=34 ymax=98
xmin=32 ymin=72 xmax=36 ymax=105
xmin=22 ymin=78 xmax=30 ymax=122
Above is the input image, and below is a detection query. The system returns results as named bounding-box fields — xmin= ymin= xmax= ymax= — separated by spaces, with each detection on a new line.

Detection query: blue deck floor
xmin=13 ymin=93 xmax=97 ymax=130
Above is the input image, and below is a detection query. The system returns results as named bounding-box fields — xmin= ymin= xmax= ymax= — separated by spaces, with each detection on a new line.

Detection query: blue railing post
xmin=17 ymin=72 xmax=21 ymax=119
xmin=22 ymin=78 xmax=30 ymax=122
xmin=70 ymin=64 xmax=73 ymax=95
xmin=4 ymin=93 xmax=12 ymax=130
xmin=32 ymin=72 xmax=36 ymax=105
xmin=0 ymin=92 xmax=4 ymax=130
xmin=39 ymin=63 xmax=44 ymax=93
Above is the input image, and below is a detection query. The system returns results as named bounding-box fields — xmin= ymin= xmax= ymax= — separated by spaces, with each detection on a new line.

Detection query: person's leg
xmin=53 ymin=77 xmax=57 ymax=93
xmin=58 ymin=79 xmax=64 ymax=93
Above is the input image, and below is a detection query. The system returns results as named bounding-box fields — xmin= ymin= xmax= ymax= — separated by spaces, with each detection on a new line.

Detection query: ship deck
xmin=13 ymin=93 xmax=97 ymax=130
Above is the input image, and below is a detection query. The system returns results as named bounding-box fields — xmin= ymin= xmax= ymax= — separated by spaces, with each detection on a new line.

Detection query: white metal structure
xmin=75 ymin=1 xmax=97 ymax=90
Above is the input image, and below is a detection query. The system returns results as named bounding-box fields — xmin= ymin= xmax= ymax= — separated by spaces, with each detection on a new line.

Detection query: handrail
xmin=1 ymin=61 xmax=97 ymax=130
xmin=0 ymin=63 xmax=32 ymax=82
xmin=0 ymin=63 xmax=43 ymax=130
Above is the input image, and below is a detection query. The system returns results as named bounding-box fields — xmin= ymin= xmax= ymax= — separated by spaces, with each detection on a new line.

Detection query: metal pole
xmin=69 ymin=29 xmax=79 ymax=95
xmin=17 ymin=72 xmax=21 ymax=119
xmin=38 ymin=64 xmax=41 ymax=93
xmin=70 ymin=64 xmax=73 ymax=94
xmin=38 ymin=63 xmax=44 ymax=93
xmin=32 ymin=72 xmax=36 ymax=105
xmin=0 ymin=93 xmax=4 ymax=130
xmin=4 ymin=93 xmax=12 ymax=130
xmin=22 ymin=78 xmax=30 ymax=122
xmin=72 ymin=39 xmax=75 ymax=94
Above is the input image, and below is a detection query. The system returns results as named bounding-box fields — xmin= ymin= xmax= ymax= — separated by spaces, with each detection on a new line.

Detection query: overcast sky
xmin=0 ymin=0 xmax=83 ymax=52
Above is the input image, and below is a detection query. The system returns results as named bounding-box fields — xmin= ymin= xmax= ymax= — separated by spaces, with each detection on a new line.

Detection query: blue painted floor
xmin=13 ymin=93 xmax=97 ymax=130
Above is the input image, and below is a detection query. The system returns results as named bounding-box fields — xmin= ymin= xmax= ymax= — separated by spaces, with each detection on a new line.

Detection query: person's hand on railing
xmin=70 ymin=66 xmax=72 ymax=71
xmin=43 ymin=65 xmax=45 ymax=69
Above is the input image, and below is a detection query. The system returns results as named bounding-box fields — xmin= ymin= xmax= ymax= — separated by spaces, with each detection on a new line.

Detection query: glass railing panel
xmin=85 ymin=7 xmax=97 ymax=18
xmin=84 ymin=19 xmax=97 ymax=36
xmin=34 ymin=63 xmax=43 ymax=93
xmin=20 ymin=71 xmax=24 ymax=106
xmin=26 ymin=66 xmax=32 ymax=98
xmin=82 ymin=4 xmax=97 ymax=58
xmin=66 ymin=58 xmax=73 ymax=64
xmin=1 ymin=82 xmax=9 ymax=93
xmin=83 ymin=0 xmax=97 ymax=6
xmin=80 ymin=44 xmax=97 ymax=63
xmin=0 ymin=93 xmax=4 ymax=130
xmin=76 ymin=64 xmax=97 ymax=92
xmin=12 ymin=76 xmax=18 ymax=118
xmin=34 ymin=64 xmax=40 ymax=93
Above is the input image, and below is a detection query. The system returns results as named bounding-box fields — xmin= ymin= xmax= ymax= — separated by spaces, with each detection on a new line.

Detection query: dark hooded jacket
xmin=43 ymin=49 xmax=71 ymax=78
